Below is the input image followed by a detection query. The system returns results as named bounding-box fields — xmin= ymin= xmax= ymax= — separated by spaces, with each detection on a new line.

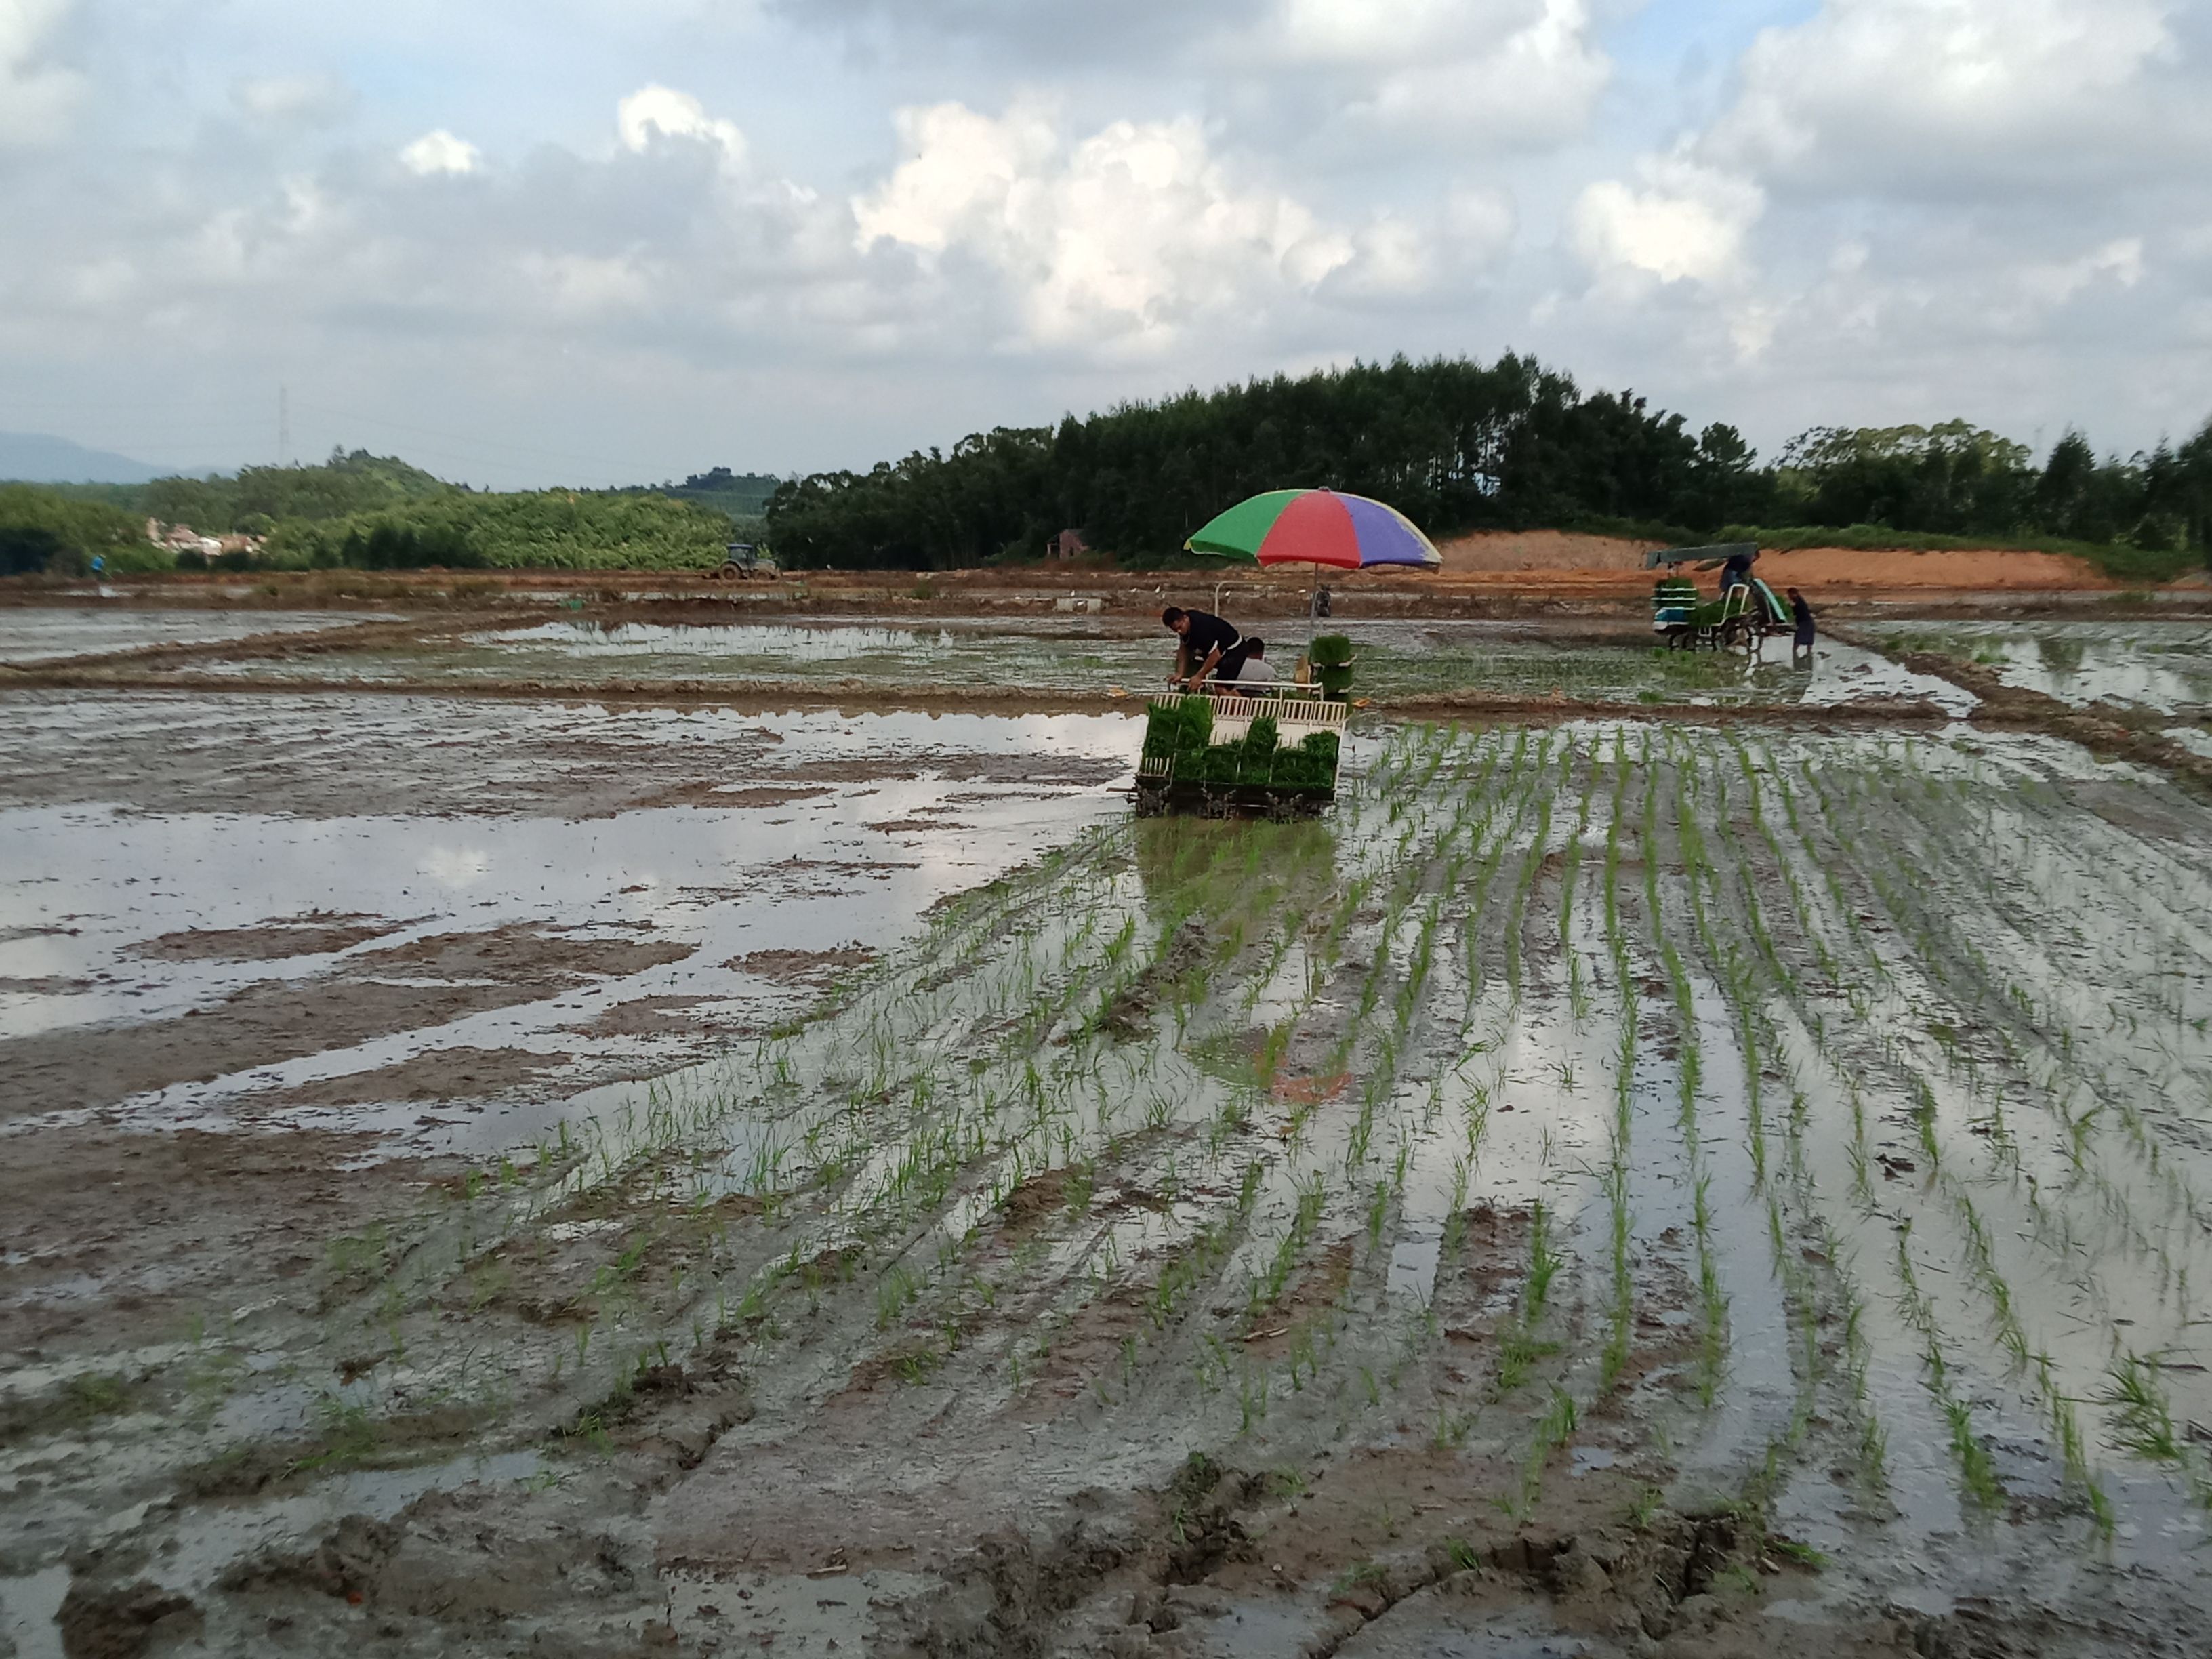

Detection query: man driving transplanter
xmin=1162 ymin=605 xmax=1254 ymax=689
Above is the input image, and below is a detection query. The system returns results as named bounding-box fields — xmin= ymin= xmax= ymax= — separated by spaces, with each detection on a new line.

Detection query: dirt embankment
xmin=1434 ymin=529 xmax=2126 ymax=592
xmin=10 ymin=537 xmax=2192 ymax=628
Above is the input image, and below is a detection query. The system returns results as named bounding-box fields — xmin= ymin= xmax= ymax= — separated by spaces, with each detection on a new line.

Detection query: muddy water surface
xmin=1862 ymin=619 xmax=2212 ymax=714
xmin=152 ymin=613 xmax=1966 ymax=710
xmin=0 ymin=606 xmax=394 ymax=663
xmin=0 ymin=695 xmax=1138 ymax=1154
xmin=4 ymin=614 xmax=2210 ymax=1659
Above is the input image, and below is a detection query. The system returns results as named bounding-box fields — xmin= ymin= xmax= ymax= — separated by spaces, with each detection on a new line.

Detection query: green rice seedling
xmin=2099 ymin=1353 xmax=2186 ymax=1465
xmin=1860 ymin=1413 xmax=1889 ymax=1488
xmin=1503 ymin=792 xmax=1555 ymax=1001
xmin=1943 ymin=1397 xmax=2003 ymax=1512
xmin=1599 ymin=1164 xmax=1633 ymax=1393
xmin=1525 ymin=1200 xmax=1560 ymax=1318
xmin=1761 ymin=1530 xmax=1831 ymax=1574
xmin=1494 ymin=1327 xmax=1556 ymax=1396
xmin=1238 ymin=1364 xmax=1271 ymax=1435
xmin=1286 ymin=1322 xmax=1322 ymax=1391
xmin=1517 ymin=1386 xmax=1580 ymax=1509
xmin=1559 ymin=823 xmax=1589 ymax=1021
xmin=1248 ymin=1168 xmax=1326 ymax=1323
xmin=1433 ymin=1404 xmax=1479 ymax=1448
xmin=876 ymin=1263 xmax=921 ymax=1330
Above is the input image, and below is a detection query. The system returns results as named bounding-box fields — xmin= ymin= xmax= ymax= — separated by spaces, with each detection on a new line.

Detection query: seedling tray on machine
xmin=1134 ymin=691 xmax=1349 ymax=819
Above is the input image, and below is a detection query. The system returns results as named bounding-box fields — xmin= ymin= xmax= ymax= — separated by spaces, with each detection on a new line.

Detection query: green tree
xmin=0 ymin=484 xmax=147 ymax=573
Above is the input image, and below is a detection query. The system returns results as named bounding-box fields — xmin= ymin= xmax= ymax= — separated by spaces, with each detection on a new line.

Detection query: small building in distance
xmin=146 ymin=518 xmax=263 ymax=565
xmin=1046 ymin=527 xmax=1089 ymax=561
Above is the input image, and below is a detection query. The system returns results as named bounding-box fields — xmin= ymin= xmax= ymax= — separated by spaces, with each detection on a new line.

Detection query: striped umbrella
xmin=1184 ymin=488 xmax=1443 ymax=570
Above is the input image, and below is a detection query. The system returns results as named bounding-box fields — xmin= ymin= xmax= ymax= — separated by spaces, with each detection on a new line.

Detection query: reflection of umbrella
xmin=1185 ymin=488 xmax=1443 ymax=570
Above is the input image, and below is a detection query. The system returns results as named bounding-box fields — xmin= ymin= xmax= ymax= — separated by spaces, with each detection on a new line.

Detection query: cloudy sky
xmin=3 ymin=0 xmax=2207 ymax=486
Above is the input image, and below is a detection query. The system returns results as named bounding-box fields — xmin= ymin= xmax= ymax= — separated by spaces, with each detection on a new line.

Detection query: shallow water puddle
xmin=1862 ymin=619 xmax=2212 ymax=714
xmin=0 ymin=704 xmax=1138 ymax=1153
xmin=0 ymin=605 xmax=398 ymax=663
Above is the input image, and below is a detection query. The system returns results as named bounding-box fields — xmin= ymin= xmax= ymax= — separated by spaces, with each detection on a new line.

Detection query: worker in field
xmin=1162 ymin=605 xmax=1253 ymax=690
xmin=1232 ymin=638 xmax=1277 ymax=687
xmin=1789 ymin=587 xmax=1817 ymax=667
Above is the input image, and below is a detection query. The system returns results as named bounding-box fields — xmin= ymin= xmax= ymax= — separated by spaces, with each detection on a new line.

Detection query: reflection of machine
xmin=1647 ymin=542 xmax=1791 ymax=653
xmin=1134 ymin=691 xmax=1349 ymax=819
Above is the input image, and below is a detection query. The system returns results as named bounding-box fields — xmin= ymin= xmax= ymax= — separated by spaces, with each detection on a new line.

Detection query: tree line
xmin=761 ymin=354 xmax=2212 ymax=580
xmin=8 ymin=449 xmax=739 ymax=574
xmin=7 ymin=357 xmax=2210 ymax=578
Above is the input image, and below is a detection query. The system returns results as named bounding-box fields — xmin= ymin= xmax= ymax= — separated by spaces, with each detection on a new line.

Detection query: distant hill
xmin=0 ymin=432 xmax=167 ymax=485
xmin=607 ymin=466 xmax=781 ymax=523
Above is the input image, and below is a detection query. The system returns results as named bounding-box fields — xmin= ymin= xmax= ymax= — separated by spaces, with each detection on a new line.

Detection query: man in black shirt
xmin=1162 ymin=606 xmax=1252 ymax=689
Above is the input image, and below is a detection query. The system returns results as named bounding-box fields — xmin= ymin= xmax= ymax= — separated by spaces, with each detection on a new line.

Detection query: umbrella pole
xmin=1306 ymin=581 xmax=1324 ymax=689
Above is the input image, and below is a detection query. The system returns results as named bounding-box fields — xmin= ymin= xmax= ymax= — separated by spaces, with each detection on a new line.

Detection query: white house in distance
xmin=145 ymin=518 xmax=262 ymax=562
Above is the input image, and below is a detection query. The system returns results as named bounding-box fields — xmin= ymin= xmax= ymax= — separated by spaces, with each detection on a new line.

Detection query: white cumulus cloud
xmin=851 ymin=100 xmax=1058 ymax=258
xmin=1706 ymin=0 xmax=2191 ymax=192
xmin=855 ymin=102 xmax=1395 ymax=355
xmin=398 ymin=129 xmax=481 ymax=177
xmin=1570 ymin=153 xmax=1764 ymax=288
xmin=617 ymin=84 xmax=747 ymax=171
xmin=0 ymin=0 xmax=85 ymax=148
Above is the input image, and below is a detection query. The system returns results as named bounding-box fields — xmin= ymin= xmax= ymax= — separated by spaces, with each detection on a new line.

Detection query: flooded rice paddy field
xmin=1858 ymin=619 xmax=2212 ymax=717
xmin=0 ymin=607 xmax=396 ymax=665
xmin=6 ymin=607 xmax=2212 ymax=1658
xmin=154 ymin=615 xmax=1961 ymax=712
xmin=0 ymin=693 xmax=1134 ymax=1154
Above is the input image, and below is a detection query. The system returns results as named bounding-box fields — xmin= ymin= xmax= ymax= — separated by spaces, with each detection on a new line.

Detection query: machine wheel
xmin=1134 ymin=785 xmax=1168 ymax=818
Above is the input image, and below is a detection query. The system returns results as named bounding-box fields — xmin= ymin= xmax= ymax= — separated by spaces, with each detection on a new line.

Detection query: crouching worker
xmin=1162 ymin=605 xmax=1252 ymax=690
xmin=1229 ymin=638 xmax=1275 ymax=686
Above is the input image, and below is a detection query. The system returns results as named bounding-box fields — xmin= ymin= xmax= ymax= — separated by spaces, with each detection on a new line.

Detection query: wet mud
xmin=12 ymin=614 xmax=1982 ymax=719
xmin=5 ymin=601 xmax=2212 ymax=1658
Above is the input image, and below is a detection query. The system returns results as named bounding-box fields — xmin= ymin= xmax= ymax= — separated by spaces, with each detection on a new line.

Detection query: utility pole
xmin=279 ymin=384 xmax=291 ymax=467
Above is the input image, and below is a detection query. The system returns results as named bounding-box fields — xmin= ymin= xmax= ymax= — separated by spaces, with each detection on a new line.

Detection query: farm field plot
xmin=0 ymin=692 xmax=1135 ymax=1147
xmin=131 ymin=614 xmax=1961 ymax=712
xmin=5 ymin=695 xmax=2211 ymax=1658
xmin=1859 ymin=619 xmax=2212 ymax=716
xmin=0 ymin=607 xmax=394 ymax=665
